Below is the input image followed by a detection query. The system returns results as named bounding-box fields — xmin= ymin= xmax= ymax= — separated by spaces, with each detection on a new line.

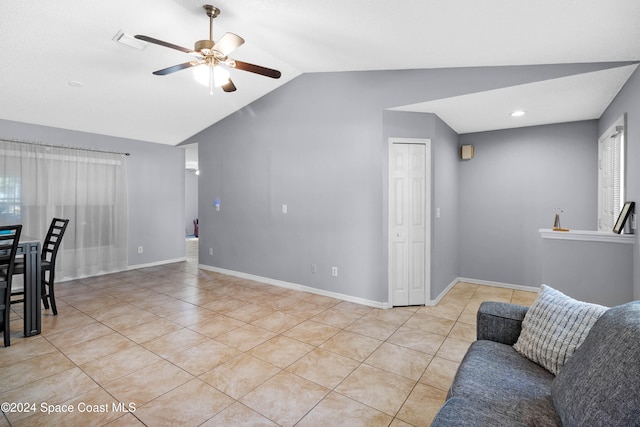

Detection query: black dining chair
xmin=0 ymin=224 xmax=22 ymax=347
xmin=11 ymin=218 xmax=69 ymax=316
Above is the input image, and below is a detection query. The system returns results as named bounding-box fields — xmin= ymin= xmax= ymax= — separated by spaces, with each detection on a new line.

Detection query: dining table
xmin=16 ymin=235 xmax=41 ymax=336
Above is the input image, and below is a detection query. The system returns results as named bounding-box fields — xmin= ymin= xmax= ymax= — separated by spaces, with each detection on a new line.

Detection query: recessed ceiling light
xmin=68 ymin=81 xmax=83 ymax=88
xmin=510 ymin=110 xmax=526 ymax=117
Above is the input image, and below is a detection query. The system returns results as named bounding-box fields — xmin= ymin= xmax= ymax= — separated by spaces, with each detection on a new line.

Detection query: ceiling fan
xmin=135 ymin=4 xmax=281 ymax=93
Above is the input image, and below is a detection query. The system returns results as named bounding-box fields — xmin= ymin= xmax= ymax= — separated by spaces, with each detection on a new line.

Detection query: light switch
xmin=282 ymin=204 xmax=288 ymax=214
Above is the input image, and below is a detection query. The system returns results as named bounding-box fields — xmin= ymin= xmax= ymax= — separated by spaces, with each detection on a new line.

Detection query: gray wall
xmin=0 ymin=119 xmax=186 ymax=269
xmin=186 ymin=65 xmax=613 ymax=304
xmin=183 ymin=63 xmax=634 ymax=305
xmin=433 ymin=117 xmax=461 ymax=296
xmin=600 ymin=66 xmax=640 ymax=299
xmin=192 ymin=73 xmax=388 ymax=302
xmin=541 ymin=237 xmax=634 ymax=305
xmin=458 ymin=121 xmax=599 ymax=287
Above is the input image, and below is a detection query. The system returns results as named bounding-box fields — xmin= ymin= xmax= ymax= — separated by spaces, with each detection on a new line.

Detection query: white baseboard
xmin=58 ymin=257 xmax=188 ymax=283
xmin=426 ymin=278 xmax=539 ymax=307
xmin=62 ymin=259 xmax=539 ymax=310
xmin=427 ymin=278 xmax=460 ymax=306
xmin=198 ymin=264 xmax=389 ymax=309
xmin=456 ymin=277 xmax=540 ymax=293
xmin=127 ymin=257 xmax=187 ymax=271
xmin=198 ymin=267 xmax=540 ymax=309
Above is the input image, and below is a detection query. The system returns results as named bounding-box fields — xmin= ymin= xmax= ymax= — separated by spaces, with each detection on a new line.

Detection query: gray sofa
xmin=431 ymin=300 xmax=640 ymax=427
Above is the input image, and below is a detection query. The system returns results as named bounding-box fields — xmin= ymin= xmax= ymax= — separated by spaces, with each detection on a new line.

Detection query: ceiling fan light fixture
xmin=213 ymin=66 xmax=230 ymax=86
xmin=193 ymin=64 xmax=211 ymax=87
xmin=193 ymin=64 xmax=230 ymax=87
xmin=193 ymin=63 xmax=230 ymax=93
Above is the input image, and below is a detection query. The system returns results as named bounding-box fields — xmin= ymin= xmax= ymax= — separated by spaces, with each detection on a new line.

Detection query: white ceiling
xmin=391 ymin=64 xmax=638 ymax=134
xmin=1 ymin=0 xmax=639 ymax=146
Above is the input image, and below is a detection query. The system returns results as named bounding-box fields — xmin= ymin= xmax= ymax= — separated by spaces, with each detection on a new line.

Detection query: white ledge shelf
xmin=539 ymin=228 xmax=636 ymax=244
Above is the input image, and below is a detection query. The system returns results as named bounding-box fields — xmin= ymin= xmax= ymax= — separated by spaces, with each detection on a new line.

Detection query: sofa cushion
xmin=431 ymin=397 xmax=529 ymax=427
xmin=513 ymin=284 xmax=606 ymax=375
xmin=476 ymin=301 xmax=529 ymax=346
xmin=552 ymin=301 xmax=640 ymax=427
xmin=449 ymin=340 xmax=561 ymax=426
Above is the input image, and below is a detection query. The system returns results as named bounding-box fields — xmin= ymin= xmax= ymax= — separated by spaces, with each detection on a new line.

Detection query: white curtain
xmin=0 ymin=139 xmax=128 ymax=279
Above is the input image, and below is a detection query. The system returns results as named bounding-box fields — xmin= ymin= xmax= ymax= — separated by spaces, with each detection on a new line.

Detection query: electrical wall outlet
xmin=311 ymin=264 xmax=317 ymax=273
xmin=137 ymin=246 xmax=143 ymax=254
xmin=331 ymin=266 xmax=338 ymax=277
xmin=209 ymin=248 xmax=213 ymax=256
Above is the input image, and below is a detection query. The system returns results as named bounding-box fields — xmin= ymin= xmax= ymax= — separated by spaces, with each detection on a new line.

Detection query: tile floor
xmin=1 ymin=240 xmax=538 ymax=426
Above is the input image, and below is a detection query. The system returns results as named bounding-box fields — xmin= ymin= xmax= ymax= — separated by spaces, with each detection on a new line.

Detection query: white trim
xmin=427 ymin=277 xmax=540 ymax=306
xmin=539 ymin=228 xmax=635 ymax=244
xmin=199 ymin=264 xmax=389 ymax=309
xmin=57 ymin=256 xmax=188 ymax=282
xmin=127 ymin=257 xmax=188 ymax=270
xmin=427 ymin=277 xmax=459 ymax=306
xmin=456 ymin=277 xmax=541 ymax=293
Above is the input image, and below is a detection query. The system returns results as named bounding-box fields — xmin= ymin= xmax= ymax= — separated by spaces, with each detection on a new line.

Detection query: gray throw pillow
xmin=513 ymin=285 xmax=606 ymax=375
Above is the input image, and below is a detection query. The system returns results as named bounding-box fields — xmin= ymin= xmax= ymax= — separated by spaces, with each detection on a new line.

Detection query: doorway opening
xmin=184 ymin=143 xmax=199 ymax=264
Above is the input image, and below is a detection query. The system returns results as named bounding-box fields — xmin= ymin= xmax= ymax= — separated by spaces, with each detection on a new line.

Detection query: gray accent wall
xmin=0 ymin=119 xmax=186 ymax=269
xmin=600 ymin=66 xmax=640 ymax=300
xmin=458 ymin=121 xmax=599 ymax=287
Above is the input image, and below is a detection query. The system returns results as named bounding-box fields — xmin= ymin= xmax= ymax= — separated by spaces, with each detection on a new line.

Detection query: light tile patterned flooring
xmin=1 ymin=240 xmax=538 ymax=426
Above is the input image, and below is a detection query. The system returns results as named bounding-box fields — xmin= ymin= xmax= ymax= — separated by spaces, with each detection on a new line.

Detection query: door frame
xmin=387 ymin=137 xmax=432 ymax=306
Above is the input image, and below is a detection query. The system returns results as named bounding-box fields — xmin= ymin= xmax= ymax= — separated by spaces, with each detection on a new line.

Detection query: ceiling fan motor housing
xmin=195 ymin=40 xmax=215 ymax=52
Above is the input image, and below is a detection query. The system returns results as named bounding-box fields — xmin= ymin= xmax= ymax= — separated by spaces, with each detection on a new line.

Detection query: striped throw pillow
xmin=513 ymin=285 xmax=607 ymax=375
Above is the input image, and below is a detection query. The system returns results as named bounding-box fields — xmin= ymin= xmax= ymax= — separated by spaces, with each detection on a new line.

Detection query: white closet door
xmin=390 ymin=142 xmax=428 ymax=306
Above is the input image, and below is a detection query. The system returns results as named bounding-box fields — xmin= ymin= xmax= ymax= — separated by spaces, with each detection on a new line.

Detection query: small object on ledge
xmin=552 ymin=208 xmax=566 ymax=231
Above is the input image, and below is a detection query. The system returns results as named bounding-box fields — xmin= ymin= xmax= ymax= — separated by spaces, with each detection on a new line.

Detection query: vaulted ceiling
xmin=1 ymin=0 xmax=639 ymax=146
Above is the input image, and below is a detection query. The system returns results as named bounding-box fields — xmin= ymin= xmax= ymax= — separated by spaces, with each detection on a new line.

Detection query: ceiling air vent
xmin=113 ymin=30 xmax=147 ymax=50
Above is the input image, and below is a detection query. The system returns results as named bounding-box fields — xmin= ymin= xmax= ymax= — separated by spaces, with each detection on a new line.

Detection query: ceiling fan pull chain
xmin=209 ymin=62 xmax=214 ymax=95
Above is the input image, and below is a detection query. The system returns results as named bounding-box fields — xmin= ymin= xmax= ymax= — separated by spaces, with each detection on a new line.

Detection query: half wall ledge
xmin=539 ymin=228 xmax=635 ymax=244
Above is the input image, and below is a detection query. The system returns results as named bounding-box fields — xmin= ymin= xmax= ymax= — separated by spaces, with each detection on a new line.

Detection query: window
xmin=597 ymin=114 xmax=626 ymax=232
xmin=0 ymin=176 xmax=21 ymax=224
xmin=0 ymin=140 xmax=129 ymax=278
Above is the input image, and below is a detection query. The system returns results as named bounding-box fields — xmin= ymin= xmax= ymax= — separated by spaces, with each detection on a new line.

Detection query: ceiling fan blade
xmin=222 ymin=79 xmax=237 ymax=92
xmin=152 ymin=61 xmax=198 ymax=76
xmin=134 ymin=35 xmax=193 ymax=54
xmin=213 ymin=33 xmax=245 ymax=56
xmin=232 ymin=60 xmax=281 ymax=79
